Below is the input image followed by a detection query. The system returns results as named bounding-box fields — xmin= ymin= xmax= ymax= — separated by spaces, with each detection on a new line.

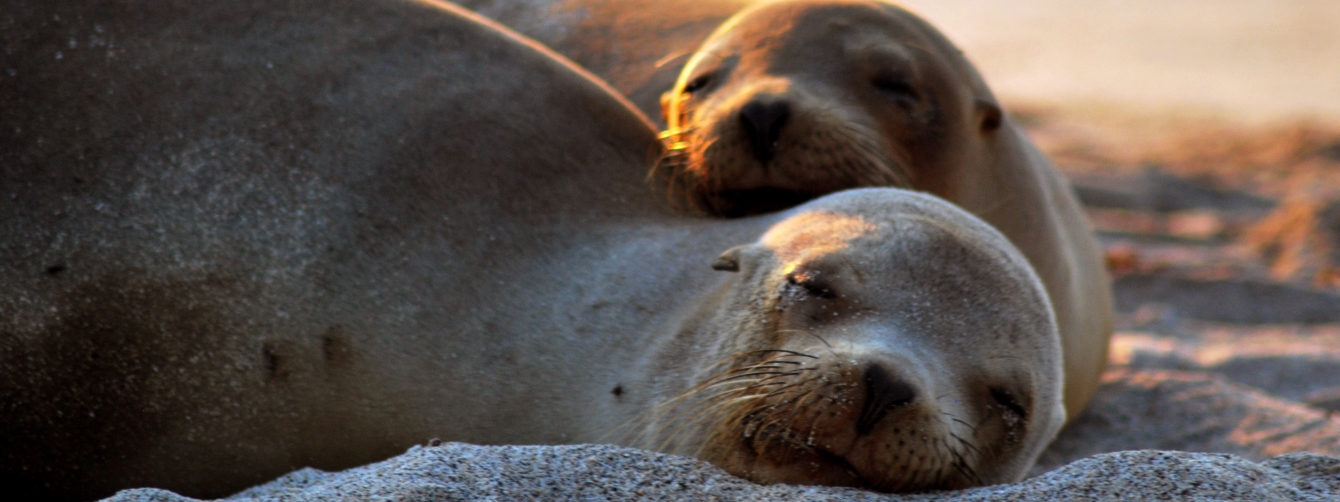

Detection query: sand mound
xmin=105 ymin=443 xmax=1339 ymax=501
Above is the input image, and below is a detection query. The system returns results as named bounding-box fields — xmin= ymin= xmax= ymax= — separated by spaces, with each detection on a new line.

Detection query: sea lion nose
xmin=739 ymin=99 xmax=791 ymax=163
xmin=856 ymin=363 xmax=918 ymax=436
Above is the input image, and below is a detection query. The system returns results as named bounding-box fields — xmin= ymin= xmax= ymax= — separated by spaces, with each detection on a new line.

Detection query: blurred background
xmin=902 ymin=0 xmax=1340 ymax=123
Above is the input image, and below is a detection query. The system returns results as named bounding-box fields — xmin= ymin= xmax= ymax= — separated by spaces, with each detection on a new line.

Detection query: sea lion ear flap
xmin=975 ymin=97 xmax=1003 ymax=133
xmin=711 ymin=245 xmax=746 ymax=272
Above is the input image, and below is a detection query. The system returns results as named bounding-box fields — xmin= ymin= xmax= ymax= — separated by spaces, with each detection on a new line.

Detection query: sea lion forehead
xmin=732 ymin=0 xmax=916 ymax=39
xmin=710 ymin=0 xmax=890 ymax=46
xmin=761 ymin=210 xmax=879 ymax=265
xmin=711 ymin=0 xmax=927 ymax=76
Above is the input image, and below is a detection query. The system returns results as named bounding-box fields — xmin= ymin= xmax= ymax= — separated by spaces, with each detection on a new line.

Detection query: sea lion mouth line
xmin=812 ymin=445 xmax=871 ymax=488
xmin=748 ymin=432 xmax=878 ymax=491
xmin=656 ymin=113 xmax=918 ymax=216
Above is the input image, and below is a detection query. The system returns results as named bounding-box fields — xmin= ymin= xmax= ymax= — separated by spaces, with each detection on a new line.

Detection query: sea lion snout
xmin=738 ymin=97 xmax=791 ymax=163
xmin=856 ymin=363 xmax=917 ymax=436
xmin=801 ymin=347 xmax=937 ymax=437
xmin=713 ymin=345 xmax=982 ymax=492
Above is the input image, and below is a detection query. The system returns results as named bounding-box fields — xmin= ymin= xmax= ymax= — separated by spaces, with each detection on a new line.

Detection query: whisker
xmin=624 ymin=344 xmax=826 ymax=456
xmin=704 ymin=370 xmax=805 ymax=387
xmin=948 ymin=430 xmax=984 ymax=457
xmin=775 ymin=328 xmax=834 ymax=351
xmin=945 ymin=415 xmax=980 ymax=433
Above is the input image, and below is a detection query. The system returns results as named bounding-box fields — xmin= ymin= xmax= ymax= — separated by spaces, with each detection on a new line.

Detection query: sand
xmin=106 ymin=445 xmax=1339 ymax=501
xmin=900 ymin=0 xmax=1340 ymax=123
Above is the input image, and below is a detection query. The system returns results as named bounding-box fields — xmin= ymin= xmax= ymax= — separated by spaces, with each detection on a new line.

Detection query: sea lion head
xmin=657 ymin=0 xmax=1003 ymax=217
xmin=647 ymin=189 xmax=1064 ymax=491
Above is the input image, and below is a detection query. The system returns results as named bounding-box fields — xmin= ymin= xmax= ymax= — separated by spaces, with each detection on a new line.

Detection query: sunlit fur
xmin=657 ymin=91 xmax=913 ymax=215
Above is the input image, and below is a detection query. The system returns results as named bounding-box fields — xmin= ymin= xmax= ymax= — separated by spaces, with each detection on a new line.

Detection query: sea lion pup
xmin=658 ymin=0 xmax=1113 ymax=420
xmin=2 ymin=0 xmax=1060 ymax=499
xmin=635 ymin=189 xmax=1065 ymax=491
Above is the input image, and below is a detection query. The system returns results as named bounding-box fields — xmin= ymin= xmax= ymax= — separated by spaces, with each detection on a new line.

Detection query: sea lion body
xmin=455 ymin=0 xmax=759 ymax=119
xmin=2 ymin=0 xmax=659 ymax=497
xmin=460 ymin=0 xmax=1113 ymax=419
xmin=2 ymin=0 xmax=1062 ymax=499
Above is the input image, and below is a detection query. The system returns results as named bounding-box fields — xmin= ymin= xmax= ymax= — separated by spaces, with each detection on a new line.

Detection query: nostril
xmin=739 ymin=100 xmax=791 ymax=163
xmin=856 ymin=364 xmax=917 ymax=436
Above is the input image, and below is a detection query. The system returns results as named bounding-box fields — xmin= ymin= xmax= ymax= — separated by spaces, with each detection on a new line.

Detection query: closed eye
xmin=871 ymin=76 xmax=916 ymax=100
xmin=989 ymin=387 xmax=1028 ymax=423
xmin=787 ymin=273 xmax=836 ymax=299
xmin=683 ymin=73 xmax=714 ymax=94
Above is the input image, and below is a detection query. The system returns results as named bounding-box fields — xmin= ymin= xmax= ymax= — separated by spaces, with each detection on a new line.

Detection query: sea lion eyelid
xmin=989 ymin=387 xmax=1029 ymax=421
xmin=683 ymin=72 xmax=715 ymax=94
xmin=871 ymin=75 xmax=917 ymax=99
xmin=785 ymin=271 xmax=837 ymax=299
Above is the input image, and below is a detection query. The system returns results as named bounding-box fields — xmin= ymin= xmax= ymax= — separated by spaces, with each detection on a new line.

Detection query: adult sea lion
xmin=1 ymin=0 xmax=1062 ymax=499
xmin=457 ymin=0 xmax=1113 ymax=421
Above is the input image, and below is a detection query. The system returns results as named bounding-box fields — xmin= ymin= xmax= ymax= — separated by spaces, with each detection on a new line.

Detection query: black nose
xmin=856 ymin=364 xmax=917 ymax=436
xmin=739 ymin=99 xmax=790 ymax=163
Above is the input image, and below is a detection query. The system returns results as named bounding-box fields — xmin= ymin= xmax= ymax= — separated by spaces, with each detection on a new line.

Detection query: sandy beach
xmin=901 ymin=0 xmax=1340 ymax=123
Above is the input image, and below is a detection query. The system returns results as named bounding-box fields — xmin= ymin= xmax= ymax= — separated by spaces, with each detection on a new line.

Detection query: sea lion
xmin=638 ymin=192 xmax=1065 ymax=491
xmin=456 ymin=0 xmax=1112 ymax=421
xmin=1 ymin=0 xmax=1062 ymax=499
